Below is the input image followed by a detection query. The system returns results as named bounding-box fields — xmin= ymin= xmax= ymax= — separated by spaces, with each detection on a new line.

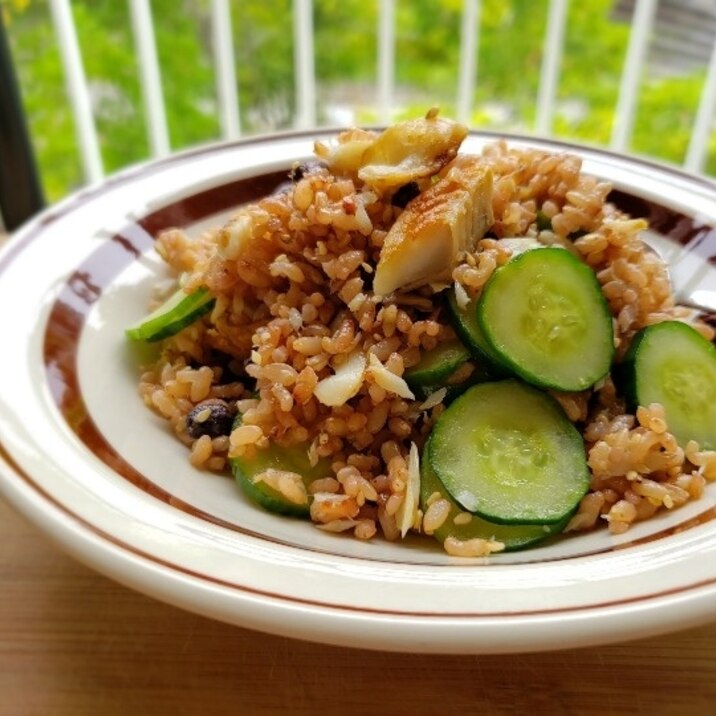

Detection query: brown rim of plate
xmin=2 ymin=130 xmax=716 ymax=573
xmin=3 ymin=440 xmax=716 ymax=618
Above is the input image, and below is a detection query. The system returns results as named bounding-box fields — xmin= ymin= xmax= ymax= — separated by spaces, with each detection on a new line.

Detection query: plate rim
xmin=4 ymin=440 xmax=716 ymax=654
xmin=3 ymin=128 xmax=716 ymax=653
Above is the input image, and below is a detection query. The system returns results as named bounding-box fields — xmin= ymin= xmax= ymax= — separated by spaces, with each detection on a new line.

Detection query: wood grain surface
xmin=1 ymin=496 xmax=716 ymax=716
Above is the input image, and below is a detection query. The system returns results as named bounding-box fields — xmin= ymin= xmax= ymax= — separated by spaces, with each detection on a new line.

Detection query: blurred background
xmin=2 ymin=0 xmax=716 ymax=210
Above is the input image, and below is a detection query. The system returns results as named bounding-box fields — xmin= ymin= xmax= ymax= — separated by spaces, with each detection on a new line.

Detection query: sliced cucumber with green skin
xmin=404 ymin=340 xmax=492 ymax=405
xmin=445 ymin=290 xmax=511 ymax=376
xmin=444 ymin=241 xmax=551 ymax=375
xmin=410 ymin=372 xmax=479 ymax=404
xmin=420 ymin=440 xmax=567 ymax=551
xmin=620 ymin=320 xmax=716 ymax=450
xmin=429 ymin=380 xmax=590 ymax=525
xmin=477 ymin=248 xmax=613 ymax=391
xmin=230 ymin=416 xmax=330 ymax=517
xmin=126 ymin=286 xmax=215 ymax=342
xmin=405 ymin=339 xmax=470 ymax=387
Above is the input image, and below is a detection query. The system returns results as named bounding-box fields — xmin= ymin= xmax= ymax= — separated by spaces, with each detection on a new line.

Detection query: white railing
xmin=610 ymin=0 xmax=658 ymax=153
xmin=211 ymin=0 xmax=241 ymax=140
xmin=686 ymin=34 xmax=716 ymax=173
xmin=128 ymin=0 xmax=170 ymax=158
xmin=48 ymin=0 xmax=103 ymax=183
xmin=29 ymin=0 xmax=716 ymax=187
xmin=293 ymin=0 xmax=317 ymax=129
xmin=377 ymin=0 xmax=396 ymax=125
xmin=456 ymin=0 xmax=480 ymax=125
xmin=535 ymin=0 xmax=568 ymax=136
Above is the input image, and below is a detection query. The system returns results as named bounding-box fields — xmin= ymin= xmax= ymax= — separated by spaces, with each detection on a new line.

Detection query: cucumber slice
xmin=126 ymin=286 xmax=215 ymax=342
xmin=445 ymin=290 xmax=510 ymax=375
xmin=621 ymin=320 xmax=716 ymax=450
xmin=411 ymin=373 xmax=482 ymax=404
xmin=229 ymin=417 xmax=330 ymax=517
xmin=420 ymin=440 xmax=567 ymax=551
xmin=429 ymin=380 xmax=590 ymax=524
xmin=477 ymin=248 xmax=613 ymax=391
xmin=404 ymin=340 xmax=470 ymax=387
xmin=406 ymin=338 xmax=496 ymax=403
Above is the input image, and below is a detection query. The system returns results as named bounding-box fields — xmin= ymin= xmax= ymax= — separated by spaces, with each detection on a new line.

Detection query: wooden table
xmin=1 ymin=495 xmax=715 ymax=715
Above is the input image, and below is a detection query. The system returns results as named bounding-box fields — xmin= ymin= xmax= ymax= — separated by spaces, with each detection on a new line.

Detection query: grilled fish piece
xmin=373 ymin=158 xmax=494 ymax=297
xmin=314 ymin=128 xmax=377 ymax=176
xmin=358 ymin=113 xmax=468 ymax=191
xmin=315 ymin=110 xmax=468 ymax=192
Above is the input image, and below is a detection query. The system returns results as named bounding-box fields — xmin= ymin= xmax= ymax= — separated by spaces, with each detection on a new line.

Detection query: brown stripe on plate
xmin=4 ymin=437 xmax=716 ymax=618
xmin=139 ymin=170 xmax=290 ymax=236
xmin=44 ymin=170 xmax=288 ymax=317
xmin=42 ymin=169 xmax=359 ymax=554
xmin=609 ymin=189 xmax=716 ymax=264
xmin=44 ymin=298 xmax=270 ymax=537
xmin=40 ymin=172 xmax=716 ymax=565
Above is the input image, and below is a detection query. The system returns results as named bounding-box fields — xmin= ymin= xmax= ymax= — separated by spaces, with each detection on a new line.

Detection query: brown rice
xmin=136 ymin=112 xmax=716 ymax=557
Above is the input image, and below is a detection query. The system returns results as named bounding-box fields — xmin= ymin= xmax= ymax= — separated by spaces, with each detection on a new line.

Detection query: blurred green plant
xmin=3 ymin=0 xmax=715 ymax=202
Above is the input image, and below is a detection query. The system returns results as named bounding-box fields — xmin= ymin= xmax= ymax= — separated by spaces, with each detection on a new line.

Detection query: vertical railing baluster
xmin=456 ymin=0 xmax=481 ymax=125
xmin=211 ymin=0 xmax=241 ymax=140
xmin=48 ymin=0 xmax=103 ymax=183
xmin=610 ymin=0 xmax=657 ymax=153
xmin=129 ymin=0 xmax=170 ymax=157
xmin=685 ymin=36 xmax=716 ymax=175
xmin=378 ymin=0 xmax=396 ymax=125
xmin=535 ymin=0 xmax=568 ymax=136
xmin=293 ymin=0 xmax=316 ymax=128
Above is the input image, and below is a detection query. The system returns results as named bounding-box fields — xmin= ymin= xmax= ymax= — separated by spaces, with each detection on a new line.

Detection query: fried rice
xmin=135 ymin=110 xmax=716 ymax=557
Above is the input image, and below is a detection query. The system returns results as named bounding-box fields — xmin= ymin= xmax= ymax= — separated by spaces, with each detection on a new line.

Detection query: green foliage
xmin=632 ymin=76 xmax=702 ymax=165
xmin=4 ymin=0 xmax=716 ymax=202
xmin=233 ymin=0 xmax=294 ymax=131
xmin=474 ymin=0 xmax=550 ymax=124
xmin=394 ymin=0 xmax=462 ymax=98
xmin=315 ymin=0 xmax=376 ymax=84
xmin=72 ymin=2 xmax=148 ymax=175
xmin=153 ymin=0 xmax=220 ymax=147
xmin=6 ymin=2 xmax=83 ymax=198
xmin=553 ymin=0 xmax=630 ymax=143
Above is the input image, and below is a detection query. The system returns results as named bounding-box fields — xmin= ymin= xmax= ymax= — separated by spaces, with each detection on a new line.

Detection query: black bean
xmin=186 ymin=399 xmax=234 ymax=439
xmin=391 ymin=182 xmax=420 ymax=208
xmin=289 ymin=160 xmax=326 ymax=182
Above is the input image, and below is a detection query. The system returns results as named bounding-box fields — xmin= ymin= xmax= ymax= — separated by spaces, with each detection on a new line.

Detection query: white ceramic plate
xmin=2 ymin=130 xmax=716 ymax=654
